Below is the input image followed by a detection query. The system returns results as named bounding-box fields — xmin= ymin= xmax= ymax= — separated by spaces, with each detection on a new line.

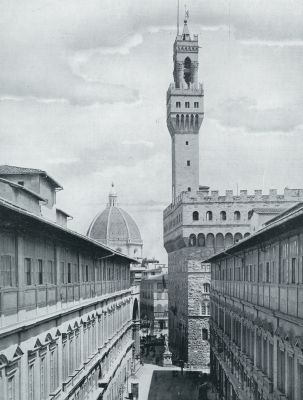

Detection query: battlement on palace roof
xmin=163 ymin=188 xmax=303 ymax=217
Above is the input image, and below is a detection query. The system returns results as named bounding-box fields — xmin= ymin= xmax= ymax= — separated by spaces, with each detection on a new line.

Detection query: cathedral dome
xmin=87 ymin=185 xmax=143 ymax=257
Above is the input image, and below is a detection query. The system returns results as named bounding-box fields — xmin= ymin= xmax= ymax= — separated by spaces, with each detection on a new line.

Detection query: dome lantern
xmin=108 ymin=182 xmax=117 ymax=207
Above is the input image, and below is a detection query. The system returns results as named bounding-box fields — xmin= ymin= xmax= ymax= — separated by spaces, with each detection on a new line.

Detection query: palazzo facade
xmin=0 ymin=167 xmax=138 ymax=400
xmin=208 ymin=203 xmax=303 ymax=400
xmin=163 ymin=15 xmax=303 ymax=369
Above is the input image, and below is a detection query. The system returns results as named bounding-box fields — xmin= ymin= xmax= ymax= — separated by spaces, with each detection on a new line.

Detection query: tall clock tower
xmin=166 ymin=15 xmax=204 ymax=202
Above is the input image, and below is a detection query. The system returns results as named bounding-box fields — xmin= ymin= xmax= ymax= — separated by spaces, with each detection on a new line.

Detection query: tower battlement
xmin=163 ymin=188 xmax=303 ymax=217
xmin=167 ymin=82 xmax=204 ymax=99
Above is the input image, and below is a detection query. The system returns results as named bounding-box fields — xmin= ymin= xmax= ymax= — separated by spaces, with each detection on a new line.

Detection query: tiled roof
xmin=250 ymin=207 xmax=285 ymax=214
xmin=0 ymin=197 xmax=139 ymax=264
xmin=0 ymin=165 xmax=45 ymax=175
xmin=0 ymin=165 xmax=62 ymax=189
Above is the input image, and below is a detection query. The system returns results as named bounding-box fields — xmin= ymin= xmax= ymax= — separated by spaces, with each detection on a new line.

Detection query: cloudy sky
xmin=1 ymin=0 xmax=303 ymax=263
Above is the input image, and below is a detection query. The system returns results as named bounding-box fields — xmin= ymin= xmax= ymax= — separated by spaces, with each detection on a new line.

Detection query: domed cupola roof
xmin=87 ymin=185 xmax=142 ymax=247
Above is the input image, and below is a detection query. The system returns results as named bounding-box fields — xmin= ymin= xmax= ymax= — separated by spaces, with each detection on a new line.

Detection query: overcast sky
xmin=1 ymin=0 xmax=303 ymax=263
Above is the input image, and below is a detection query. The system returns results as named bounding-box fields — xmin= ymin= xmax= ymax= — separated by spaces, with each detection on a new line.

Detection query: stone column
xmin=19 ymin=343 xmax=28 ymax=400
xmin=80 ymin=322 xmax=84 ymax=365
xmin=230 ymin=312 xmax=233 ymax=342
xmin=176 ymin=61 xmax=184 ymax=88
xmin=285 ymin=348 xmax=289 ymax=398
xmin=253 ymin=327 xmax=257 ymax=367
xmin=191 ymin=61 xmax=199 ymax=88
xmin=57 ymin=332 xmax=63 ymax=386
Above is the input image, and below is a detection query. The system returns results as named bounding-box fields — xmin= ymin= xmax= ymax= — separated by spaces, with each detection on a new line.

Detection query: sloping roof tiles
xmin=0 ymin=165 xmax=62 ymax=189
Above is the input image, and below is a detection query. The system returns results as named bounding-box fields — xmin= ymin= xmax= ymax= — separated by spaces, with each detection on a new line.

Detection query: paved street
xmin=135 ymin=364 xmax=212 ymax=400
xmin=147 ymin=370 xmax=208 ymax=400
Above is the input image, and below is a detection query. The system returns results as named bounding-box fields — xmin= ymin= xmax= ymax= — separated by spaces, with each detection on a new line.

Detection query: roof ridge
xmin=0 ymin=198 xmax=139 ymax=264
xmin=0 ymin=164 xmax=44 ymax=173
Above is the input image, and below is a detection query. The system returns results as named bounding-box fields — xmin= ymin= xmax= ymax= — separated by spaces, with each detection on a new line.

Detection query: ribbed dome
xmin=87 ymin=186 xmax=142 ymax=248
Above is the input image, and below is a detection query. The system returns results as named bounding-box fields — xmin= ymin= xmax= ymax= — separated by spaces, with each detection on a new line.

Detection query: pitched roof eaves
xmin=0 ymin=199 xmax=139 ymax=263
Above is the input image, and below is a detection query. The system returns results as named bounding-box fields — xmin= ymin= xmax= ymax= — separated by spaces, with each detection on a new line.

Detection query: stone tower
xmin=166 ymin=15 xmax=204 ymax=202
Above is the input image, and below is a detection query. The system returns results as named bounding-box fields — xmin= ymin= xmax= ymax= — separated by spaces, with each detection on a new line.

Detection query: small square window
xmin=185 ymin=141 xmax=189 ymax=145
xmin=187 ymin=160 xmax=190 ymax=166
xmin=188 ymin=187 xmax=191 ymax=192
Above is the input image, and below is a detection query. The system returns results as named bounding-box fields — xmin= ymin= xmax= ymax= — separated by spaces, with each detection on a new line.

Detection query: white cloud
xmin=208 ymin=97 xmax=303 ymax=133
xmin=122 ymin=140 xmax=154 ymax=148
xmin=239 ymin=39 xmax=303 ymax=47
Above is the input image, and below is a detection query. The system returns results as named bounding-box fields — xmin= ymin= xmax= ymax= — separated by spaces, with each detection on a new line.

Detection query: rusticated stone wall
xmin=168 ymin=251 xmax=210 ymax=366
xmin=188 ymin=317 xmax=210 ymax=367
xmin=187 ymin=260 xmax=210 ymax=368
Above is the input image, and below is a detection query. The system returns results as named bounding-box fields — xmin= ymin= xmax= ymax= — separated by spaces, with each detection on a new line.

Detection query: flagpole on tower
xmin=177 ymin=0 xmax=180 ymax=35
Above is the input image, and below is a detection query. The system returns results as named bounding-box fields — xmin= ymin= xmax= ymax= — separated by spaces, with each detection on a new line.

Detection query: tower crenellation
xmin=164 ymin=187 xmax=303 ymax=218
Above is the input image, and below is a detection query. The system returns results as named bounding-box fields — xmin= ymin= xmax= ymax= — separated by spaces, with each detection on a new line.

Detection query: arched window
xmin=197 ymin=233 xmax=205 ymax=247
xmin=190 ymin=114 xmax=194 ymax=128
xmin=189 ymin=234 xmax=196 ymax=247
xmin=176 ymin=114 xmax=180 ymax=128
xmin=195 ymin=114 xmax=199 ymax=128
xmin=184 ymin=57 xmax=191 ymax=87
xmin=220 ymin=211 xmax=226 ymax=221
xmin=244 ymin=232 xmax=250 ymax=238
xmin=234 ymin=232 xmax=243 ymax=243
xmin=216 ymin=233 xmax=224 ymax=249
xmin=234 ymin=211 xmax=241 ymax=221
xmin=181 ymin=114 xmax=184 ymax=129
xmin=203 ymin=283 xmax=210 ymax=293
xmin=188 ymin=187 xmax=191 ymax=192
xmin=206 ymin=211 xmax=213 ymax=221
xmin=225 ymin=233 xmax=233 ymax=247
xmin=185 ymin=114 xmax=189 ymax=128
xmin=206 ymin=233 xmax=215 ymax=248
xmin=201 ymin=301 xmax=210 ymax=316
xmin=202 ymin=328 xmax=208 ymax=340
xmin=193 ymin=211 xmax=199 ymax=221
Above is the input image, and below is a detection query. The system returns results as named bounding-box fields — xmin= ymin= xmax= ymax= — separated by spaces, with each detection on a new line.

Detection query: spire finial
xmin=184 ymin=5 xmax=189 ymax=23
xmin=108 ymin=182 xmax=117 ymax=207
xmin=182 ymin=6 xmax=190 ymax=40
